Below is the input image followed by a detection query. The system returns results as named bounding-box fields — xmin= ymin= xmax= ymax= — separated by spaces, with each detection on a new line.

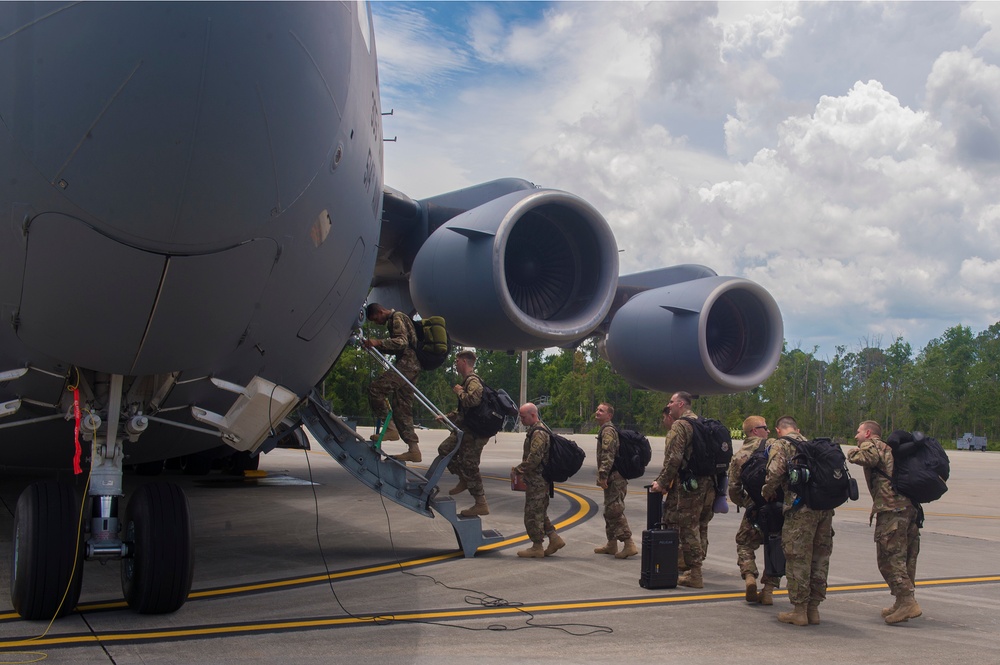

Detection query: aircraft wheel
xmin=121 ymin=482 xmax=194 ymax=614
xmin=10 ymin=480 xmax=84 ymax=620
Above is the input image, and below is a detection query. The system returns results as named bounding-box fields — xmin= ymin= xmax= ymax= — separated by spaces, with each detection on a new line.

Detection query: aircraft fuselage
xmin=0 ymin=2 xmax=382 ymax=466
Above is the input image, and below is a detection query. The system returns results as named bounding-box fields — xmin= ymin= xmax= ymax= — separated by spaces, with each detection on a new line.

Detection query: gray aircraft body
xmin=0 ymin=3 xmax=782 ymax=620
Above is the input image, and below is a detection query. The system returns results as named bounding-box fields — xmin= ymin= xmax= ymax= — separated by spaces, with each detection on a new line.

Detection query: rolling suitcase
xmin=640 ymin=487 xmax=679 ymax=589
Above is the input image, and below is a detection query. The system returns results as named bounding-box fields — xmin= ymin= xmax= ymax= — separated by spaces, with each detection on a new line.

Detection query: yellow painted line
xmin=2 ymin=575 xmax=999 ymax=649
xmin=478 ymin=485 xmax=594 ymax=550
xmin=0 ymin=484 xmax=595 ymax=621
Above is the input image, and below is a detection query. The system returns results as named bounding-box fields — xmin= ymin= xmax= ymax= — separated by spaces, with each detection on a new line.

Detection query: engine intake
xmin=409 ymin=189 xmax=618 ymax=350
xmin=603 ymin=277 xmax=783 ymax=394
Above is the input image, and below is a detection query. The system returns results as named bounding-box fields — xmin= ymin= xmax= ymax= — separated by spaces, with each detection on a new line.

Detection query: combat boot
xmin=370 ymin=421 xmax=401 ymax=442
xmin=881 ymin=595 xmax=902 ymax=618
xmin=460 ymin=495 xmax=489 ymax=517
xmin=678 ymin=566 xmax=704 ymax=588
xmin=885 ymin=592 xmax=922 ymax=624
xmin=807 ymin=602 xmax=821 ymax=625
xmin=544 ymin=531 xmax=566 ymax=556
xmin=777 ymin=603 xmax=809 ymax=626
xmin=594 ymin=540 xmax=618 ymax=555
xmin=448 ymin=478 xmax=467 ymax=495
xmin=392 ymin=443 xmax=422 ymax=463
xmin=615 ymin=538 xmax=638 ymax=559
xmin=517 ymin=542 xmax=545 ymax=558
xmin=759 ymin=583 xmax=774 ymax=606
xmin=744 ymin=574 xmax=759 ymax=603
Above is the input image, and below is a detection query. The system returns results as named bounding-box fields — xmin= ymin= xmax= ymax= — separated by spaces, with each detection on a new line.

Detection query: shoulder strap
xmin=781 ymin=435 xmax=800 ymax=448
xmin=677 ymin=415 xmax=698 ymax=436
xmin=395 ymin=312 xmax=416 ymax=346
xmin=872 ymin=466 xmax=891 ymax=481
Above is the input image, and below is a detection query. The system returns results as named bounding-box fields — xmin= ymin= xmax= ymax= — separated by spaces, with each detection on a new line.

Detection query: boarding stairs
xmin=297 ymin=345 xmax=503 ymax=558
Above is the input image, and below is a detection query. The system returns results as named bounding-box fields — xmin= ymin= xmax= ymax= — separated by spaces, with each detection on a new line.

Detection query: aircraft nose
xmin=0 ymin=2 xmax=354 ymax=248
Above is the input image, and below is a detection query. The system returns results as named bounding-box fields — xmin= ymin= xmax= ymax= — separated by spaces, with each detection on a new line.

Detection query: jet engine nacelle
xmin=409 ymin=189 xmax=619 ymax=350
xmin=604 ymin=277 xmax=783 ymax=394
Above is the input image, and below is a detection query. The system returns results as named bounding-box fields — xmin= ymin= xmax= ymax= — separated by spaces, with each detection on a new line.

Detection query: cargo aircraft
xmin=0 ymin=2 xmax=782 ymax=620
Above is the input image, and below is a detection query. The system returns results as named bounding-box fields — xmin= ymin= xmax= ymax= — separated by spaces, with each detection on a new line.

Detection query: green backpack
xmin=411 ymin=315 xmax=449 ymax=370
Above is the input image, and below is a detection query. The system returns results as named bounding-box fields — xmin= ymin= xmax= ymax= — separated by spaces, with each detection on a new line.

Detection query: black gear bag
xmin=681 ymin=416 xmax=734 ymax=477
xmin=462 ymin=384 xmax=517 ymax=438
xmin=786 ymin=436 xmax=858 ymax=510
xmin=542 ymin=429 xmax=586 ymax=484
xmin=739 ymin=439 xmax=783 ymax=507
xmin=881 ymin=430 xmax=950 ymax=504
xmin=613 ymin=428 xmax=652 ymax=480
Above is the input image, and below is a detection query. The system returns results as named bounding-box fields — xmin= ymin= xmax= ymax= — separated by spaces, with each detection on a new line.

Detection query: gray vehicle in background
xmin=957 ymin=433 xmax=988 ymax=451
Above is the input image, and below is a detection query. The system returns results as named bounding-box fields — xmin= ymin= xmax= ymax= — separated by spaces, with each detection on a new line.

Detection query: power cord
xmin=303 ymin=404 xmax=613 ymax=636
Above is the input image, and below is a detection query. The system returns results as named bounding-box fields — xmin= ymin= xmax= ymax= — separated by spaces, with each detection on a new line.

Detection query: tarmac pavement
xmin=0 ymin=428 xmax=997 ymax=664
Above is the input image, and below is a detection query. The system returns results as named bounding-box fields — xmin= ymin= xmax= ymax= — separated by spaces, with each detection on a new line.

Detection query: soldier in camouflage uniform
xmin=511 ymin=402 xmax=565 ymax=558
xmin=436 ymin=350 xmax=490 ymax=517
xmin=652 ymin=391 xmax=713 ymax=588
xmin=729 ymin=415 xmax=782 ymax=604
xmin=761 ymin=415 xmax=834 ymax=626
xmin=363 ymin=303 xmax=422 ymax=462
xmin=847 ymin=420 xmax=922 ymax=625
xmin=594 ymin=403 xmax=638 ymax=559
xmin=658 ymin=409 xmax=686 ymax=571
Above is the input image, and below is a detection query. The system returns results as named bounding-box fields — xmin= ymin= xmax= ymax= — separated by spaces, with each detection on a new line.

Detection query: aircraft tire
xmin=10 ymin=480 xmax=84 ymax=620
xmin=121 ymin=482 xmax=194 ymax=614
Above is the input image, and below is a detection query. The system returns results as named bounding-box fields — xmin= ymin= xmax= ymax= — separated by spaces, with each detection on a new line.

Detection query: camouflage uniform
xmin=848 ymin=436 xmax=919 ymax=597
xmin=762 ymin=433 xmax=834 ymax=607
xmin=728 ymin=436 xmax=782 ymax=588
xmin=597 ymin=423 xmax=631 ymax=542
xmin=655 ymin=408 xmax=714 ymax=571
xmin=437 ymin=372 xmax=490 ymax=497
xmin=367 ymin=311 xmax=421 ymax=444
xmin=514 ymin=422 xmax=553 ymax=543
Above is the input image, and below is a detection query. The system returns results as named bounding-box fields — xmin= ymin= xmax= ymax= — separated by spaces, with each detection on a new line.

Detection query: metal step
xmin=299 ymin=391 xmax=503 ymax=557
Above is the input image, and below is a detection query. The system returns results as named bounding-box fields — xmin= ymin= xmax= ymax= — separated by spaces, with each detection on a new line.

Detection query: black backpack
xmin=411 ymin=315 xmax=450 ymax=370
xmin=542 ymin=428 xmax=586 ymax=483
xmin=681 ymin=417 xmax=734 ymax=477
xmin=786 ymin=436 xmax=858 ymax=510
xmin=462 ymin=383 xmax=517 ymax=438
xmin=612 ymin=428 xmax=652 ymax=480
xmin=739 ymin=439 xmax=783 ymax=508
xmin=881 ymin=430 xmax=950 ymax=504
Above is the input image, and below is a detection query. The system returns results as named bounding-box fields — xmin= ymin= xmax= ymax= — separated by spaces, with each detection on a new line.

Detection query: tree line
xmin=323 ymin=322 xmax=1000 ymax=451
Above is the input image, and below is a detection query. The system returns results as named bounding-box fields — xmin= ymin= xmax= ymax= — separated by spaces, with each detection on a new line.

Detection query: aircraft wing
xmin=370 ymin=179 xmax=782 ymax=395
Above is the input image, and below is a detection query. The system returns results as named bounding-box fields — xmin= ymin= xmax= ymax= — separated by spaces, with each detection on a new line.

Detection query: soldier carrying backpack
xmin=593 ymin=403 xmax=639 ymax=560
xmin=760 ymin=415 xmax=835 ymax=628
xmin=363 ymin=303 xmax=423 ymax=462
xmin=848 ymin=421 xmax=930 ymax=626
xmin=729 ymin=416 xmax=783 ymax=605
xmin=650 ymin=392 xmax=714 ymax=589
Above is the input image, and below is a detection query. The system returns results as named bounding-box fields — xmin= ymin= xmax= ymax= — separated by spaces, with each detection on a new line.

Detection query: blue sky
xmin=371 ymin=1 xmax=1000 ymax=359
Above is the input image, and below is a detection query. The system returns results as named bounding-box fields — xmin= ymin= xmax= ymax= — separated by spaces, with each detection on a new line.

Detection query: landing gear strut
xmin=8 ymin=372 xmax=195 ymax=619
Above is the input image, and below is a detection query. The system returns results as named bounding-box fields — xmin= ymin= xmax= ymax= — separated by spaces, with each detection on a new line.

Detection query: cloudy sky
xmin=370 ymin=1 xmax=1000 ymax=359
